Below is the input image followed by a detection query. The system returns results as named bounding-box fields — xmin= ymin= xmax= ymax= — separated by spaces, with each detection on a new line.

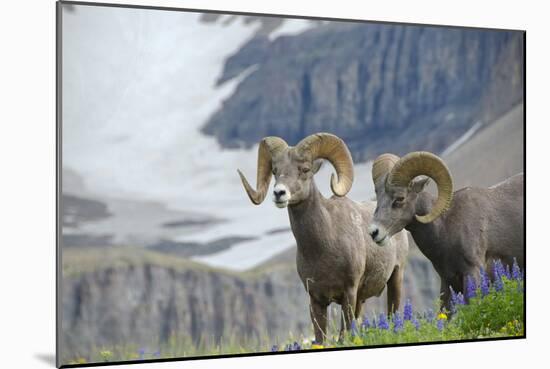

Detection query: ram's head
xmin=238 ymin=133 xmax=354 ymax=208
xmin=368 ymin=152 xmax=454 ymax=245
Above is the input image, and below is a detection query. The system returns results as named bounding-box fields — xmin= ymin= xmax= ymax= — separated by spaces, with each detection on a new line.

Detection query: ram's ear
xmin=312 ymin=159 xmax=324 ymax=174
xmin=409 ymin=176 xmax=431 ymax=193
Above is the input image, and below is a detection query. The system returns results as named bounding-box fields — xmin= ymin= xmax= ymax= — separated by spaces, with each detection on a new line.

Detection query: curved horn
xmin=295 ymin=133 xmax=354 ymax=196
xmin=387 ymin=151 xmax=453 ymax=224
xmin=237 ymin=137 xmax=288 ymax=205
xmin=372 ymin=153 xmax=400 ymax=187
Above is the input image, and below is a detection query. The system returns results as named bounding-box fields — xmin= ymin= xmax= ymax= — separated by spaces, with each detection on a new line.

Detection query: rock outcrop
xmin=202 ymin=23 xmax=523 ymax=161
xmin=61 ymin=245 xmax=438 ymax=359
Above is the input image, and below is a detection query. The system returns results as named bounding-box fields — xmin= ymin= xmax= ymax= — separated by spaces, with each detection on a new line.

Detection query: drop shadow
xmin=35 ymin=353 xmax=56 ymax=367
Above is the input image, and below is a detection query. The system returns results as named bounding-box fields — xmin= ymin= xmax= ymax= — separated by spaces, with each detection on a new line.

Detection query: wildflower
xmin=138 ymin=348 xmax=146 ymax=360
xmin=292 ymin=341 xmax=301 ymax=351
xmin=411 ymin=317 xmax=420 ymax=330
xmin=450 ymin=287 xmax=458 ymax=313
xmin=450 ymin=287 xmax=466 ymax=313
xmin=270 ymin=345 xmax=279 ymax=352
xmin=378 ymin=313 xmax=389 ymax=330
xmin=425 ymin=309 xmax=435 ymax=323
xmin=512 ymin=258 xmax=522 ymax=280
xmin=493 ymin=259 xmax=506 ymax=279
xmin=393 ymin=312 xmax=403 ymax=332
xmin=351 ymin=319 xmax=359 ymax=337
xmin=492 ymin=260 xmax=504 ymax=291
xmin=437 ymin=318 xmax=445 ymax=331
xmin=455 ymin=292 xmax=465 ymax=306
xmin=480 ymin=267 xmax=490 ymax=297
xmin=437 ymin=312 xmax=447 ymax=320
xmin=403 ymin=299 xmax=413 ymax=321
xmin=465 ymin=276 xmax=477 ymax=299
xmin=494 ymin=274 xmax=503 ymax=291
xmin=504 ymin=264 xmax=512 ymax=279
xmin=76 ymin=358 xmax=87 ymax=364
xmin=361 ymin=315 xmax=371 ymax=329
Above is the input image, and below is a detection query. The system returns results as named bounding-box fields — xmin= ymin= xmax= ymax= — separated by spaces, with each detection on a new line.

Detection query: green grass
xmin=63 ymin=264 xmax=524 ymax=365
xmin=293 ymin=274 xmax=524 ymax=351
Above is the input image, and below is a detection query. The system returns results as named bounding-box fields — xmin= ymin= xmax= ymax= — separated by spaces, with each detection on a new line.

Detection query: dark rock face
xmin=62 ymin=194 xmax=111 ymax=228
xmin=202 ymin=23 xmax=523 ymax=160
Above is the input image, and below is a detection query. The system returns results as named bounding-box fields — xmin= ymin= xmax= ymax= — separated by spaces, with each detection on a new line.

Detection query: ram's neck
xmin=287 ymin=181 xmax=331 ymax=257
xmin=405 ymin=192 xmax=448 ymax=265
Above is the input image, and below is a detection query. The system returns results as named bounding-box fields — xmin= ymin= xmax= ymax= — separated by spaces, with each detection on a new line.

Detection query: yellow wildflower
xmin=437 ymin=313 xmax=448 ymax=320
xmin=311 ymin=344 xmax=324 ymax=349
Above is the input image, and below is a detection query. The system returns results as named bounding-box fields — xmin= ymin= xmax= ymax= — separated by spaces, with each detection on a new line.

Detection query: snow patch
xmin=62 ymin=7 xmax=375 ymax=270
xmin=268 ymin=19 xmax=314 ymax=40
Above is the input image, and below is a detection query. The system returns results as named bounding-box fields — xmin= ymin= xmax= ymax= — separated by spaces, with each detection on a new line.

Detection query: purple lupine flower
xmin=271 ymin=345 xmax=279 ymax=352
xmin=504 ymin=264 xmax=512 ymax=279
xmin=512 ymin=258 xmax=522 ymax=280
xmin=450 ymin=286 xmax=465 ymax=313
xmin=437 ymin=318 xmax=445 ymax=331
xmin=480 ymin=267 xmax=490 ymax=297
xmin=455 ymin=292 xmax=465 ymax=306
xmin=378 ymin=313 xmax=389 ymax=330
xmin=449 ymin=286 xmax=459 ymax=313
xmin=403 ymin=299 xmax=413 ymax=321
xmin=425 ymin=309 xmax=435 ymax=323
xmin=138 ymin=348 xmax=146 ymax=360
xmin=292 ymin=342 xmax=301 ymax=351
xmin=361 ymin=315 xmax=371 ymax=329
xmin=450 ymin=287 xmax=466 ymax=310
xmin=393 ymin=312 xmax=403 ymax=332
xmin=493 ymin=259 xmax=506 ymax=280
xmin=351 ymin=319 xmax=359 ymax=337
xmin=284 ymin=344 xmax=292 ymax=351
xmin=492 ymin=260 xmax=504 ymax=291
xmin=494 ymin=274 xmax=504 ymax=291
xmin=465 ymin=276 xmax=477 ymax=299
xmin=411 ymin=317 xmax=420 ymax=330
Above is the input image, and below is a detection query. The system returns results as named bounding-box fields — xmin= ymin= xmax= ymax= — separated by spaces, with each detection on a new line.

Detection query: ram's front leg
xmin=387 ymin=266 xmax=403 ymax=315
xmin=339 ymin=288 xmax=358 ymax=340
xmin=309 ymin=297 xmax=328 ymax=344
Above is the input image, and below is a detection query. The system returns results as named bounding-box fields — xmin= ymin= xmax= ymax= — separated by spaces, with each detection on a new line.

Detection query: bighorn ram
xmin=367 ymin=151 xmax=524 ymax=307
xmin=238 ymin=133 xmax=409 ymax=343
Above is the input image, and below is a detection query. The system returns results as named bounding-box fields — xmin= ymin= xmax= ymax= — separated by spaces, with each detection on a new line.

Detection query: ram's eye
xmin=301 ymin=167 xmax=310 ymax=173
xmin=392 ymin=197 xmax=405 ymax=208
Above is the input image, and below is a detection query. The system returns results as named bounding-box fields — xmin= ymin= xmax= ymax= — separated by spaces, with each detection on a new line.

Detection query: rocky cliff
xmin=61 ymin=248 xmax=310 ymax=359
xmin=202 ymin=23 xmax=524 ymax=160
xmin=61 ymin=244 xmax=439 ymax=359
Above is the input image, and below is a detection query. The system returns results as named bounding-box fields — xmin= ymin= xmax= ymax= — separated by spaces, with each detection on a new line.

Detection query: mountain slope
xmin=443 ymin=104 xmax=524 ymax=189
xmin=203 ymin=24 xmax=523 ymax=161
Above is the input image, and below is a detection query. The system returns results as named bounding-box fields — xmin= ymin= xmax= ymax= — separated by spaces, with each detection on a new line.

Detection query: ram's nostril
xmin=274 ymin=189 xmax=286 ymax=197
xmin=370 ymin=228 xmax=379 ymax=238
